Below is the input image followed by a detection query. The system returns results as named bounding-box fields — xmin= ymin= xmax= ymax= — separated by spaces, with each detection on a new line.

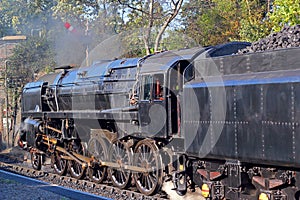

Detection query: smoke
xmin=54 ymin=33 xmax=87 ymax=67
xmin=50 ymin=18 xmax=121 ymax=67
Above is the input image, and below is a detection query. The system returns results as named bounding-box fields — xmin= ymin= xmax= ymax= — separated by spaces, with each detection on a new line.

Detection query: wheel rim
xmin=68 ymin=142 xmax=86 ymax=179
xmin=69 ymin=160 xmax=85 ymax=179
xmin=108 ymin=140 xmax=132 ymax=189
xmin=53 ymin=152 xmax=67 ymax=175
xmin=90 ymin=165 xmax=106 ymax=183
xmin=133 ymin=140 xmax=163 ymax=195
xmin=88 ymin=137 xmax=107 ymax=183
xmin=31 ymin=152 xmax=41 ymax=170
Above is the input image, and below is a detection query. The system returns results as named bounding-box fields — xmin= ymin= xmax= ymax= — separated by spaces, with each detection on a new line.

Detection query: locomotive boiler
xmin=18 ymin=41 xmax=300 ymax=200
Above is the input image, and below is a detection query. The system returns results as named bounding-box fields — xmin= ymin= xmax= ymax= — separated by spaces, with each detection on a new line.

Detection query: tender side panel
xmin=183 ymin=73 xmax=300 ymax=167
xmin=194 ymin=47 xmax=300 ymax=76
xmin=235 ymin=84 xmax=262 ymax=162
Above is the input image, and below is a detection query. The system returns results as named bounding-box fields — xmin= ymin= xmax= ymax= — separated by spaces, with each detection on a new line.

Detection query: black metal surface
xmin=22 ymin=118 xmax=42 ymax=147
xmin=22 ymin=110 xmax=138 ymax=121
xmin=22 ymin=58 xmax=139 ymax=113
xmin=140 ymin=47 xmax=203 ymax=74
xmin=22 ymin=81 xmax=45 ymax=112
xmin=182 ymin=59 xmax=300 ymax=167
xmin=208 ymin=41 xmax=251 ymax=57
xmin=139 ymin=100 xmax=167 ymax=137
xmin=193 ymin=47 xmax=300 ymax=77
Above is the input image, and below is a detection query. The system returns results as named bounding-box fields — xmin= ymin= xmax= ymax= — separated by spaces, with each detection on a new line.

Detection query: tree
xmin=239 ymin=0 xmax=272 ymax=41
xmin=181 ymin=0 xmax=271 ymax=46
xmin=7 ymin=36 xmax=55 ymax=83
xmin=118 ymin=0 xmax=184 ymax=55
xmin=92 ymin=0 xmax=123 ymax=34
xmin=0 ymin=0 xmax=15 ymax=37
xmin=268 ymin=0 xmax=300 ymax=31
xmin=181 ymin=0 xmax=242 ymax=46
xmin=0 ymin=0 xmax=55 ymax=36
xmin=52 ymin=0 xmax=99 ymax=26
xmin=161 ymin=29 xmax=198 ymax=50
xmin=0 ymin=0 xmax=59 ymax=79
xmin=0 ymin=0 xmax=98 ymax=147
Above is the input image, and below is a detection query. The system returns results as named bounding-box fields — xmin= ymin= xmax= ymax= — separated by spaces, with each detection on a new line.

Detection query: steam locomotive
xmin=19 ymin=41 xmax=300 ymax=200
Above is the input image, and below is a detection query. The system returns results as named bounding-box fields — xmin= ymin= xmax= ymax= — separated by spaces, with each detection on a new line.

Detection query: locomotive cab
xmin=139 ymin=73 xmax=167 ymax=137
xmin=138 ymin=48 xmax=202 ymax=138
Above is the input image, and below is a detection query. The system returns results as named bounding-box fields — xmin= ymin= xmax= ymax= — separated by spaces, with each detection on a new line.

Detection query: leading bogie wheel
xmin=31 ymin=152 xmax=42 ymax=170
xmin=108 ymin=140 xmax=132 ymax=189
xmin=133 ymin=139 xmax=163 ymax=196
xmin=88 ymin=137 xmax=108 ymax=183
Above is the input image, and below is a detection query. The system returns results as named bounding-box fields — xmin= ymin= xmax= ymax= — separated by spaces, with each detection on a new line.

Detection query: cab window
xmin=142 ymin=75 xmax=152 ymax=100
xmin=153 ymin=74 xmax=164 ymax=100
xmin=141 ymin=74 xmax=164 ymax=101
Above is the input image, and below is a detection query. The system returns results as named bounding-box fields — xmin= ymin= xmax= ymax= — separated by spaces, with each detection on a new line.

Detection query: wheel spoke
xmin=149 ymin=156 xmax=156 ymax=165
xmin=141 ymin=174 xmax=146 ymax=187
xmin=53 ymin=152 xmax=67 ymax=176
xmin=68 ymin=143 xmax=86 ymax=179
xmin=148 ymin=151 xmax=154 ymax=162
xmin=31 ymin=152 xmax=41 ymax=170
xmin=138 ymin=154 xmax=143 ymax=163
xmin=133 ymin=140 xmax=163 ymax=195
xmin=146 ymin=176 xmax=152 ymax=190
xmin=149 ymin=173 xmax=157 ymax=186
xmin=88 ymin=137 xmax=108 ymax=184
xmin=120 ymin=171 xmax=125 ymax=184
xmin=108 ymin=140 xmax=131 ymax=189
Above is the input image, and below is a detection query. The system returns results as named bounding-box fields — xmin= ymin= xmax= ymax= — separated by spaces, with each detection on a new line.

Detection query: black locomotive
xmin=19 ymin=41 xmax=300 ymax=200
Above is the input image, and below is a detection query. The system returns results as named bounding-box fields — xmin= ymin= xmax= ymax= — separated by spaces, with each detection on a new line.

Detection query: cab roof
xmin=140 ymin=47 xmax=204 ymax=74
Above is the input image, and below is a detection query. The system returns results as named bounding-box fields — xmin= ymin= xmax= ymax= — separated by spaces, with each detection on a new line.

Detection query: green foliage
xmin=161 ymin=30 xmax=198 ymax=50
xmin=181 ymin=0 xmax=272 ymax=46
xmin=92 ymin=0 xmax=123 ymax=34
xmin=53 ymin=0 xmax=99 ymax=17
xmin=181 ymin=0 xmax=241 ymax=46
xmin=1 ymin=0 xmax=289 ymax=70
xmin=0 ymin=0 xmax=58 ymax=86
xmin=268 ymin=0 xmax=300 ymax=31
xmin=0 ymin=0 xmax=54 ymax=36
xmin=7 ymin=36 xmax=55 ymax=83
xmin=0 ymin=0 xmax=18 ymax=36
xmin=117 ymin=0 xmax=184 ymax=55
xmin=239 ymin=0 xmax=271 ymax=41
xmin=119 ymin=0 xmax=166 ymax=55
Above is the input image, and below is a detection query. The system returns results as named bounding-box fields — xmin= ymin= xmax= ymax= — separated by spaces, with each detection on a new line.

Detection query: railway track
xmin=0 ymin=153 xmax=167 ymax=200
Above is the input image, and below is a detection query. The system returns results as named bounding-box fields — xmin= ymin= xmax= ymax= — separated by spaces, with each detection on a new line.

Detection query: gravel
xmin=0 ymin=176 xmax=70 ymax=200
